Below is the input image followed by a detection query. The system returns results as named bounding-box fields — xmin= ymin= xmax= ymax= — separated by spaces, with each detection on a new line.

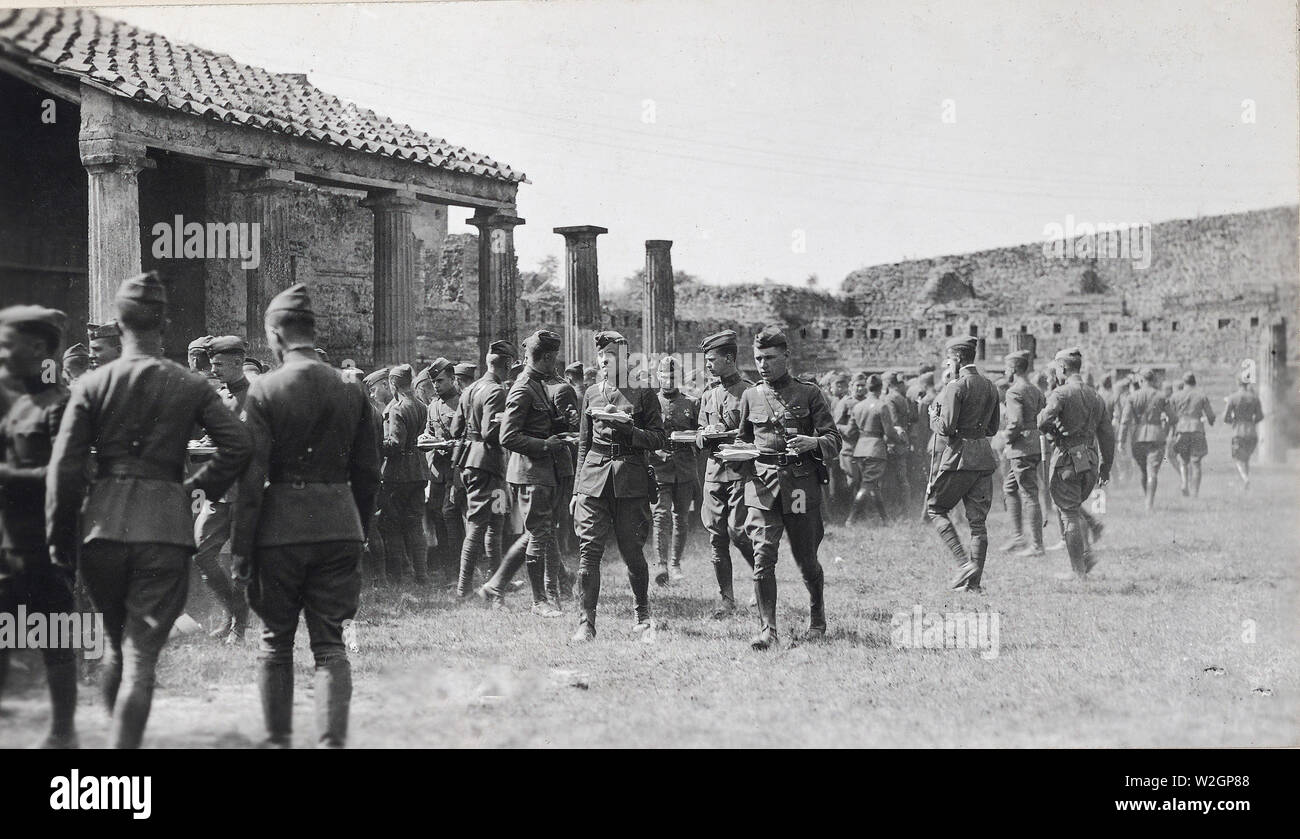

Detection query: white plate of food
xmin=589 ymin=408 xmax=633 ymax=423
xmin=714 ymin=443 xmax=760 ymax=462
xmin=669 ymin=430 xmax=699 ymax=443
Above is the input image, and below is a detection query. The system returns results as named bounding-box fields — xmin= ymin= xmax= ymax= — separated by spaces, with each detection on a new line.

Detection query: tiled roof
xmin=0 ymin=6 xmax=525 ymax=183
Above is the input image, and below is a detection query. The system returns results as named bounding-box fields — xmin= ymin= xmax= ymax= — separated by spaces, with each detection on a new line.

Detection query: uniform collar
xmin=720 ymin=371 xmax=742 ymax=388
xmin=959 ymin=364 xmax=979 ymax=377
xmin=766 ymin=372 xmax=793 ymax=389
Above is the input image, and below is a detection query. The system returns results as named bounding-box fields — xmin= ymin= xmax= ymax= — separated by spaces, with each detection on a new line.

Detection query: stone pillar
xmin=554 ymin=225 xmax=607 ymax=367
xmin=468 ymin=209 xmax=524 ymax=363
xmin=1260 ymin=318 xmax=1287 ymax=463
xmin=80 ymin=139 xmax=153 ymax=324
xmin=363 ymin=189 xmax=421 ymax=366
xmin=236 ymin=169 xmax=304 ymax=358
xmin=642 ymin=240 xmax=675 ymax=354
xmin=1013 ymin=331 xmax=1037 ymax=370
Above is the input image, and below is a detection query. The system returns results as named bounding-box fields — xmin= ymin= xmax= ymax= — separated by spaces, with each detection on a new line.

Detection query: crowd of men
xmin=0 ymin=272 xmax=1267 ymax=748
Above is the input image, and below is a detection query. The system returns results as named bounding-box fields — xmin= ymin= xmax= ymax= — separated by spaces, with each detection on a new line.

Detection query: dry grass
xmin=2 ymin=433 xmax=1296 ymax=748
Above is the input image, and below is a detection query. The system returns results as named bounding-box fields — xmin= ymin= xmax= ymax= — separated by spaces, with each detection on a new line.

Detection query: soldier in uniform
xmin=231 ymin=283 xmax=380 ymax=748
xmin=61 ymin=343 xmax=90 ymax=386
xmin=543 ymin=355 xmax=582 ymax=601
xmin=825 ymin=372 xmax=852 ymax=512
xmin=188 ymin=336 xmax=216 ymax=382
xmin=455 ymin=341 xmax=514 ymax=597
xmin=0 ymin=305 xmax=78 ymax=748
xmin=650 ymin=355 xmax=700 ymax=584
xmin=47 ymin=272 xmax=251 ymax=749
xmin=412 ymin=365 xmax=436 ymax=407
xmin=421 ymin=358 xmax=465 ymax=583
xmin=832 ymin=373 xmax=866 ymax=519
xmin=1121 ymin=368 xmax=1175 ymax=511
xmin=1000 ymin=350 xmax=1046 ymax=555
xmin=924 ymin=336 xmax=1000 ymax=592
xmin=845 ymin=374 xmax=901 ymax=525
xmin=361 ymin=368 xmax=391 ymax=585
xmin=565 ymin=361 xmax=586 ymax=401
xmin=1036 ymin=349 xmax=1115 ymax=580
xmin=478 ymin=330 xmax=569 ymax=618
xmin=882 ymin=371 xmax=916 ymax=515
xmin=570 ymin=330 xmax=666 ymax=640
xmin=454 ymin=362 xmax=478 ymax=393
xmin=192 ymin=335 xmax=254 ymax=644
xmin=695 ymin=330 xmax=755 ymax=618
xmin=380 ymin=364 xmax=430 ymax=585
xmin=86 ymin=320 xmax=122 ymax=369
xmin=1224 ymin=375 xmax=1265 ymax=491
xmin=1169 ymin=372 xmax=1216 ymax=498
xmin=736 ymin=327 xmax=840 ymax=649
xmin=910 ymin=371 xmax=938 ymax=499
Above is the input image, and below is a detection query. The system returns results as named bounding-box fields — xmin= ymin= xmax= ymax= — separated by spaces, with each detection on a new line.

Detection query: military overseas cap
xmin=389 ymin=363 xmax=414 ymax=386
xmin=454 ymin=362 xmax=478 ymax=377
xmin=412 ymin=366 xmax=432 ymax=387
xmin=852 ymin=371 xmax=870 ymax=382
xmin=265 ymin=282 xmax=314 ymax=321
xmin=207 ymin=335 xmax=247 ymax=357
xmin=0 ymin=305 xmax=67 ymax=347
xmin=1005 ymin=350 xmax=1032 ymax=368
xmin=489 ymin=340 xmax=518 ymax=360
xmin=594 ymin=330 xmax=627 ymax=349
xmin=315 ymin=347 xmax=331 ymax=365
xmin=565 ymin=361 xmax=584 ymax=376
xmin=834 ymin=371 xmax=851 ymax=383
xmin=752 ymin=325 xmax=788 ymax=349
xmin=508 ymin=361 xmax=524 ymax=378
xmin=363 ymin=367 xmax=389 ymax=387
xmin=524 ymin=329 xmax=562 ymax=352
xmin=243 ymin=357 xmax=266 ymax=373
xmin=87 ymin=321 xmax=122 ymax=340
xmin=1053 ymin=347 xmax=1081 ymax=363
xmin=944 ymin=336 xmax=978 ymax=356
xmin=699 ymin=329 xmax=739 ymax=353
xmin=114 ymin=271 xmax=166 ymax=307
xmin=426 ymin=357 xmax=453 ymax=378
xmin=63 ymin=343 xmax=90 ymax=363
xmin=188 ymin=336 xmax=214 ymax=354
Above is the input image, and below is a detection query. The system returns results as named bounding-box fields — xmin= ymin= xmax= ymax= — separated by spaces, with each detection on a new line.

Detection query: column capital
xmin=361 ymin=188 xmax=420 ymax=212
xmin=468 ymin=208 xmax=525 ymax=230
xmin=554 ymin=225 xmax=609 ymax=240
xmin=645 ymin=239 xmax=673 ymax=251
xmin=79 ymin=138 xmax=154 ymax=173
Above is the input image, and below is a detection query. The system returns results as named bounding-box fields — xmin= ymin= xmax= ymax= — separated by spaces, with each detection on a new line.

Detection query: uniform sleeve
xmin=0 ymin=398 xmax=67 ymax=491
xmin=1095 ymin=393 xmax=1116 ymax=477
xmin=484 ymin=385 xmax=506 ymax=445
xmin=230 ymin=385 xmax=271 ymax=556
xmin=1037 ymin=387 xmax=1064 ymax=435
xmin=845 ymin=401 xmax=862 ymax=445
xmin=626 ymin=388 xmax=666 ymax=452
xmin=575 ymin=388 xmax=592 ymax=475
xmin=185 ymin=383 xmax=253 ymax=503
xmin=835 ymin=398 xmax=856 ymax=440
xmin=381 ymin=402 xmax=404 ymax=456
xmin=808 ymin=388 xmax=842 ymax=463
xmin=1004 ymin=386 xmax=1028 ymax=443
xmin=931 ymin=381 xmax=961 ymax=437
xmin=737 ymin=391 xmax=754 ymax=444
xmin=45 ymin=381 xmax=94 ymax=555
xmin=348 ymin=393 xmax=381 ymax=536
xmin=984 ymin=390 xmax=1001 ymax=438
xmin=500 ymin=383 xmax=547 ymax=458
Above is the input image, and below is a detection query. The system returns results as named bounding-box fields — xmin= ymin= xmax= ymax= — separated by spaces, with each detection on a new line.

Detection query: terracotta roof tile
xmin=0 ymin=6 xmax=525 ymax=183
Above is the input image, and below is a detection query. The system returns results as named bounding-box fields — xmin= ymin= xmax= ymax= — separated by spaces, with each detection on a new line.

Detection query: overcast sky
xmin=106 ymin=0 xmax=1299 ymax=291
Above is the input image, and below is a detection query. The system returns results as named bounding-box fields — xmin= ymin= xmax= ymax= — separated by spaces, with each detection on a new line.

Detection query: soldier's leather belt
xmin=756 ymin=452 xmax=803 ymax=467
xmin=590 ymin=442 xmax=629 ymax=459
xmin=96 ymin=459 xmax=183 ymax=482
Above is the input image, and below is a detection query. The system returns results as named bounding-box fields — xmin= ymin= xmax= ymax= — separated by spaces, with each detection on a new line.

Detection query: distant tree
xmin=617 ymin=267 xmax=699 ymax=304
xmin=521 ymin=254 xmax=560 ymax=295
xmin=806 ymin=273 xmax=819 ymax=287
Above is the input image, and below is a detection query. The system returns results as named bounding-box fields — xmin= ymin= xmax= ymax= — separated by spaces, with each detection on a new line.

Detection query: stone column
xmin=554 ymin=225 xmax=607 ymax=367
xmin=1260 ymin=318 xmax=1288 ymax=463
xmin=363 ymin=189 xmax=421 ymax=366
xmin=642 ymin=240 xmax=675 ymax=354
xmin=1012 ymin=331 xmax=1037 ymax=370
xmin=80 ymin=139 xmax=153 ymax=324
xmin=236 ymin=169 xmax=304 ymax=358
xmin=468 ymin=209 xmax=524 ymax=363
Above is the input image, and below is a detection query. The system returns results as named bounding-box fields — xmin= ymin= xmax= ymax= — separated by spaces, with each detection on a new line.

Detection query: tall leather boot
xmin=525 ymin=553 xmax=561 ymax=617
xmin=227 ymin=597 xmax=250 ymax=645
xmin=804 ymin=567 xmax=826 ymax=637
xmin=315 ymin=657 xmax=351 ymax=749
xmin=259 ymin=661 xmax=294 ymax=748
xmin=481 ymin=535 xmax=528 ymax=603
xmin=571 ymin=562 xmax=600 ymax=641
xmin=42 ymin=658 xmax=79 ymax=748
xmin=932 ymin=514 xmax=977 ymax=589
xmin=750 ymin=575 xmax=778 ymax=649
xmin=968 ymin=535 xmax=989 ymax=589
xmin=710 ymin=535 xmax=735 ymax=618
xmin=457 ymin=519 xmax=483 ymax=598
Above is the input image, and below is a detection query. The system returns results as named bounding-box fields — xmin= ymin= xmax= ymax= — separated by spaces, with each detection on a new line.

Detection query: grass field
xmin=2 ymin=436 xmax=1297 ymax=748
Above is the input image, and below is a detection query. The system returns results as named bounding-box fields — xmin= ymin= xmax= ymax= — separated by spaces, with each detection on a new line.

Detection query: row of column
xmin=79 ymin=140 xmax=677 ymax=370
